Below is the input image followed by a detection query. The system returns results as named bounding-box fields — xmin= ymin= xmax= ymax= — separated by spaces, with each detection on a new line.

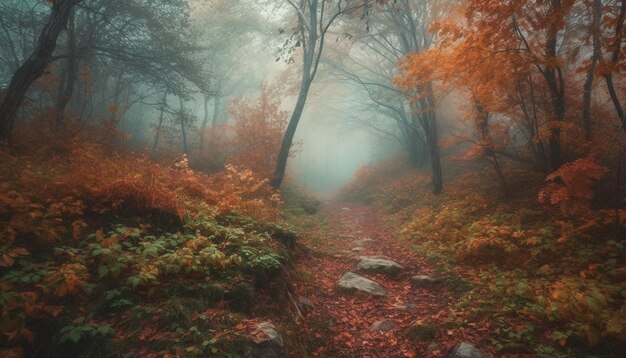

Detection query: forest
xmin=0 ymin=0 xmax=624 ymax=357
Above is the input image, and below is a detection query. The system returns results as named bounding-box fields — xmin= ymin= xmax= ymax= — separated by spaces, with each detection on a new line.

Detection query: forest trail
xmin=292 ymin=204 xmax=477 ymax=357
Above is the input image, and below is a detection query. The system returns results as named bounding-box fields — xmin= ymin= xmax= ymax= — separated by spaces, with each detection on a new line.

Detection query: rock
xmin=447 ymin=342 xmax=489 ymax=358
xmin=341 ymin=207 xmax=351 ymax=211
xmin=386 ymin=303 xmax=417 ymax=312
xmin=353 ymin=238 xmax=377 ymax=246
xmin=297 ymin=296 xmax=315 ymax=309
xmin=428 ymin=342 xmax=441 ymax=354
xmin=336 ymin=272 xmax=387 ymax=297
xmin=357 ymin=257 xmax=404 ymax=275
xmin=410 ymin=275 xmax=440 ymax=287
xmin=351 ymin=247 xmax=365 ymax=252
xmin=248 ymin=322 xmax=285 ymax=358
xmin=371 ymin=319 xmax=396 ymax=332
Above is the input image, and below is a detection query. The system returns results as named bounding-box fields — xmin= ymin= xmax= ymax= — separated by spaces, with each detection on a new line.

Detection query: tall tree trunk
xmin=179 ymin=97 xmax=189 ymax=155
xmin=271 ymin=78 xmax=312 ymax=188
xmin=604 ymin=0 xmax=626 ymax=133
xmin=407 ymin=113 xmax=427 ymax=168
xmin=211 ymin=94 xmax=221 ymax=128
xmin=424 ymin=113 xmax=443 ymax=194
xmin=152 ymin=92 xmax=167 ymax=156
xmin=0 ymin=0 xmax=80 ymax=143
xmin=542 ymin=1 xmax=565 ymax=171
xmin=582 ymin=0 xmax=602 ymax=137
xmin=55 ymin=7 xmax=77 ymax=122
xmin=199 ymin=93 xmax=210 ymax=152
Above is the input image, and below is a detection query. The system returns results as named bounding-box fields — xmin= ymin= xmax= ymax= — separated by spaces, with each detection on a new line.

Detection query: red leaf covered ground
xmin=292 ymin=204 xmax=494 ymax=357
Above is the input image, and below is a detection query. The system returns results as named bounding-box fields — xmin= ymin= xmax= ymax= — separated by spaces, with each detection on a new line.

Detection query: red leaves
xmin=294 ymin=205 xmax=453 ymax=357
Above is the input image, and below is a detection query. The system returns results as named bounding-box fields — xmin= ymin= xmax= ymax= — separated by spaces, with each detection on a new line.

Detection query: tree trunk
xmin=425 ymin=113 xmax=443 ymax=194
xmin=179 ymin=97 xmax=189 ymax=155
xmin=55 ymin=7 xmax=77 ymax=122
xmin=0 ymin=0 xmax=80 ymax=143
xmin=271 ymin=78 xmax=312 ymax=188
xmin=542 ymin=4 xmax=565 ymax=171
xmin=582 ymin=0 xmax=602 ymax=137
xmin=407 ymin=113 xmax=427 ymax=168
xmin=199 ymin=93 xmax=210 ymax=152
xmin=151 ymin=92 xmax=167 ymax=156
xmin=211 ymin=94 xmax=221 ymax=128
xmin=604 ymin=0 xmax=626 ymax=133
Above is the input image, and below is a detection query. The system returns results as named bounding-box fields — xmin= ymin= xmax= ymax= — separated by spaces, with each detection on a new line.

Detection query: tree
xmin=600 ymin=0 xmax=626 ymax=134
xmin=270 ymin=0 xmax=371 ymax=188
xmin=354 ymin=0 xmax=447 ymax=193
xmin=226 ymin=86 xmax=291 ymax=179
xmin=0 ymin=0 xmax=81 ymax=143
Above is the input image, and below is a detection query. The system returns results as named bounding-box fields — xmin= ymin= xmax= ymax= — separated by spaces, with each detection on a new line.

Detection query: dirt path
xmin=292 ymin=204 xmax=457 ymax=357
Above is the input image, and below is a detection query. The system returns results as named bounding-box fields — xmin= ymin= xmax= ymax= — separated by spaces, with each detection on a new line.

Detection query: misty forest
xmin=1 ymin=0 xmax=626 ymax=357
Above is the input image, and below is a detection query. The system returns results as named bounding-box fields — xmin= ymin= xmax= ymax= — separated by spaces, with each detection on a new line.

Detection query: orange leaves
xmin=0 ymin=248 xmax=29 ymax=268
xmin=539 ymin=155 xmax=608 ymax=216
xmin=43 ymin=263 xmax=88 ymax=297
xmin=225 ymin=86 xmax=290 ymax=180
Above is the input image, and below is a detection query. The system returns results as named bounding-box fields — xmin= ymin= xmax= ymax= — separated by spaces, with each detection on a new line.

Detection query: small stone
xmin=336 ymin=272 xmax=387 ymax=297
xmin=447 ymin=342 xmax=490 ymax=358
xmin=341 ymin=207 xmax=351 ymax=211
xmin=357 ymin=257 xmax=404 ymax=275
xmin=351 ymin=247 xmax=365 ymax=252
xmin=371 ymin=319 xmax=396 ymax=332
xmin=428 ymin=342 xmax=441 ymax=354
xmin=298 ymin=296 xmax=315 ymax=308
xmin=248 ymin=322 xmax=285 ymax=358
xmin=353 ymin=238 xmax=377 ymax=246
xmin=410 ymin=275 xmax=440 ymax=287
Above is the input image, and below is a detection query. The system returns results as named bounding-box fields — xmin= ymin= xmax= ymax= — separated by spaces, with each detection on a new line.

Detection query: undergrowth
xmin=0 ymin=140 xmax=297 ymax=357
xmin=341 ymin=158 xmax=626 ymax=357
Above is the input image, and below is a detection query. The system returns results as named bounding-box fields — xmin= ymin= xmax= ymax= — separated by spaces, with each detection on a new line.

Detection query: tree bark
xmin=603 ymin=0 xmax=626 ymax=133
xmin=151 ymin=92 xmax=167 ymax=156
xmin=271 ymin=78 xmax=312 ymax=188
xmin=179 ymin=97 xmax=189 ymax=155
xmin=0 ymin=0 xmax=80 ymax=143
xmin=582 ymin=0 xmax=602 ymax=137
xmin=424 ymin=112 xmax=443 ymax=194
xmin=199 ymin=93 xmax=210 ymax=152
xmin=542 ymin=0 xmax=566 ymax=171
xmin=55 ymin=7 xmax=77 ymax=122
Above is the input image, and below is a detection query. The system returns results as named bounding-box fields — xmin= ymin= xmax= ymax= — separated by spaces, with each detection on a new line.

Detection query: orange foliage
xmin=539 ymin=155 xmax=609 ymax=216
xmin=225 ymin=86 xmax=291 ymax=180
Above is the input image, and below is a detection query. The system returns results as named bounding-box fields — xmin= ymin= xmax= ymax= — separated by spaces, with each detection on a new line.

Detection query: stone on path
xmin=357 ymin=256 xmax=404 ymax=275
xmin=351 ymin=247 xmax=365 ymax=252
xmin=336 ymin=272 xmax=387 ymax=297
xmin=370 ymin=319 xmax=395 ymax=332
xmin=353 ymin=238 xmax=377 ymax=246
xmin=248 ymin=322 xmax=285 ymax=358
xmin=428 ymin=342 xmax=441 ymax=354
xmin=297 ymin=296 xmax=315 ymax=309
xmin=447 ymin=342 xmax=490 ymax=358
xmin=410 ymin=275 xmax=440 ymax=287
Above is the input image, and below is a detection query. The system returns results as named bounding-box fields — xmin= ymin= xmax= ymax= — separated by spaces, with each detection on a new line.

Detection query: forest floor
xmin=289 ymin=203 xmax=492 ymax=358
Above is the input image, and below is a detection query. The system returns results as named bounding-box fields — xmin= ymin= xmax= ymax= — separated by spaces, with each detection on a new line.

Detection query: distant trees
xmin=0 ymin=0 xmax=205 ymax=149
xmin=335 ymin=0 xmax=445 ymax=193
xmin=0 ymin=0 xmax=80 ymax=143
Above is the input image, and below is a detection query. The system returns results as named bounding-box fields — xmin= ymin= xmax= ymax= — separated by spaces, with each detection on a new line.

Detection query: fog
xmin=0 ymin=0 xmax=439 ymax=195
